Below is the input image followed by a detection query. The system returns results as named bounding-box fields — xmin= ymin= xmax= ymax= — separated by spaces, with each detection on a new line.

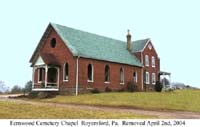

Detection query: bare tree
xmin=0 ymin=81 xmax=9 ymax=94
xmin=11 ymin=85 xmax=22 ymax=94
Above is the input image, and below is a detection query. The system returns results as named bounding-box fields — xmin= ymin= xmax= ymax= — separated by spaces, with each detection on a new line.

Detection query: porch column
xmin=32 ymin=66 xmax=36 ymax=89
xmin=45 ymin=65 xmax=48 ymax=88
xmin=141 ymin=68 xmax=143 ymax=91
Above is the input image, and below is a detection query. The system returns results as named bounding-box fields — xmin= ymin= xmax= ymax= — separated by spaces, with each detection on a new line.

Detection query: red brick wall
xmin=33 ymin=28 xmax=77 ymax=91
xmin=78 ymin=58 xmax=143 ymax=92
xmin=142 ymin=41 xmax=160 ymax=89
xmin=33 ymin=27 xmax=143 ymax=93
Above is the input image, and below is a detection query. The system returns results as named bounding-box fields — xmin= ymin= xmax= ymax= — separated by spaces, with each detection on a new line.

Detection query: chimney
xmin=126 ymin=29 xmax=132 ymax=51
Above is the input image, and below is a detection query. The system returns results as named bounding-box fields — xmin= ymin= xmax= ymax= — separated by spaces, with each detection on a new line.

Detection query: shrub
xmin=11 ymin=85 xmax=22 ymax=94
xmin=24 ymin=80 xmax=32 ymax=93
xmin=127 ymin=81 xmax=138 ymax=92
xmin=37 ymin=92 xmax=53 ymax=99
xmin=28 ymin=91 xmax=57 ymax=99
xmin=117 ymin=88 xmax=125 ymax=92
xmin=90 ymin=88 xmax=100 ymax=94
xmin=28 ymin=91 xmax=39 ymax=98
xmin=105 ymin=87 xmax=112 ymax=92
xmin=155 ymin=81 xmax=163 ymax=92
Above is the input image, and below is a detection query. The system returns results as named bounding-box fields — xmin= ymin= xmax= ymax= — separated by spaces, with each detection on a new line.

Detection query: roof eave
xmin=79 ymin=55 xmax=143 ymax=67
xmin=29 ymin=23 xmax=53 ymax=63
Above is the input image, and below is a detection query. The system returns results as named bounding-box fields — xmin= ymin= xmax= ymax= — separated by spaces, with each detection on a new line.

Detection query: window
xmin=145 ymin=55 xmax=149 ymax=66
xmin=50 ymin=38 xmax=56 ymax=48
xmin=87 ymin=64 xmax=93 ymax=82
xmin=120 ymin=67 xmax=124 ymax=84
xmin=152 ymin=56 xmax=155 ymax=67
xmin=133 ymin=71 xmax=137 ymax=83
xmin=152 ymin=73 xmax=156 ymax=85
xmin=104 ymin=65 xmax=110 ymax=82
xmin=38 ymin=68 xmax=44 ymax=83
xmin=145 ymin=72 xmax=149 ymax=84
xmin=63 ymin=63 xmax=69 ymax=81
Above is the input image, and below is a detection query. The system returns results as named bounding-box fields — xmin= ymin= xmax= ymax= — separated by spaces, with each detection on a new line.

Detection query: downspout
xmin=141 ymin=67 xmax=143 ymax=91
xmin=75 ymin=56 xmax=80 ymax=96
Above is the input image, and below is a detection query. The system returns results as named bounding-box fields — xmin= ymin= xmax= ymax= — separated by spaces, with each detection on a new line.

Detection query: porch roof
xmin=40 ymin=53 xmax=60 ymax=66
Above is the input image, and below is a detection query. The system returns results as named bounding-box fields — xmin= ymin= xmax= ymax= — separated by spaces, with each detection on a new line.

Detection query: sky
xmin=0 ymin=0 xmax=199 ymax=89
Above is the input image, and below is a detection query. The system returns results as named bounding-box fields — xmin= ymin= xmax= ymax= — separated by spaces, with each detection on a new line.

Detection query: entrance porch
xmin=32 ymin=65 xmax=60 ymax=91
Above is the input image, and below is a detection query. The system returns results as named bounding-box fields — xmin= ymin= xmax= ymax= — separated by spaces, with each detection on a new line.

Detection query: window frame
xmin=133 ymin=71 xmax=138 ymax=83
xmin=152 ymin=73 xmax=156 ymax=85
xmin=152 ymin=56 xmax=155 ymax=67
xmin=63 ymin=62 xmax=69 ymax=82
xmin=145 ymin=55 xmax=149 ymax=67
xmin=120 ymin=67 xmax=124 ymax=84
xmin=87 ymin=64 xmax=94 ymax=82
xmin=145 ymin=72 xmax=150 ymax=84
xmin=104 ymin=65 xmax=110 ymax=83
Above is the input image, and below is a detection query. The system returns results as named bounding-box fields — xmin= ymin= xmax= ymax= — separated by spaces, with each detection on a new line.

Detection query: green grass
xmin=0 ymin=101 xmax=153 ymax=119
xmin=40 ymin=89 xmax=200 ymax=112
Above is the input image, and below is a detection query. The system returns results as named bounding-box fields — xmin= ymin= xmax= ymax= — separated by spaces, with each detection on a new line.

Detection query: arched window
xmin=50 ymin=38 xmax=56 ymax=48
xmin=63 ymin=63 xmax=69 ymax=81
xmin=120 ymin=67 xmax=124 ymax=84
xmin=133 ymin=71 xmax=137 ymax=83
xmin=87 ymin=64 xmax=93 ymax=81
xmin=104 ymin=65 xmax=110 ymax=82
xmin=145 ymin=55 xmax=149 ymax=66
xmin=152 ymin=56 xmax=155 ymax=67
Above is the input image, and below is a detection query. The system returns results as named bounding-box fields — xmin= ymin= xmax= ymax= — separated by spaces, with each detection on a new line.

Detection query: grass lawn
xmin=39 ymin=89 xmax=200 ymax=112
xmin=0 ymin=101 xmax=153 ymax=119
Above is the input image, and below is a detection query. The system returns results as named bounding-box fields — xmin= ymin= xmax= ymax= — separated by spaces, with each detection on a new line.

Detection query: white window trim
xmin=63 ymin=63 xmax=69 ymax=82
xmin=120 ymin=82 xmax=125 ymax=85
xmin=152 ymin=56 xmax=155 ymax=68
xmin=145 ymin=72 xmax=150 ymax=84
xmin=87 ymin=80 xmax=94 ymax=82
xmin=87 ymin=64 xmax=94 ymax=82
xmin=145 ymin=55 xmax=149 ymax=67
xmin=133 ymin=71 xmax=138 ymax=83
xmin=104 ymin=65 xmax=110 ymax=82
xmin=120 ymin=67 xmax=125 ymax=84
xmin=152 ymin=73 xmax=156 ymax=85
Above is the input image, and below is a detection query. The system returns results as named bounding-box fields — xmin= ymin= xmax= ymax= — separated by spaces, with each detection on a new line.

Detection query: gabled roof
xmin=50 ymin=23 xmax=143 ymax=67
xmin=131 ymin=38 xmax=150 ymax=52
xmin=30 ymin=23 xmax=143 ymax=67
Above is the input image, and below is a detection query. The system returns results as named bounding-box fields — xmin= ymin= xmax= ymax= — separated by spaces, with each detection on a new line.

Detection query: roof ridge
xmin=132 ymin=38 xmax=150 ymax=43
xmin=51 ymin=22 xmax=127 ymax=44
xmin=49 ymin=22 xmax=143 ymax=67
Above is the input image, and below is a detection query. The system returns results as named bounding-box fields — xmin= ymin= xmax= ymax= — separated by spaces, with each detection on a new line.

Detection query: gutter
xmin=75 ymin=56 xmax=80 ymax=96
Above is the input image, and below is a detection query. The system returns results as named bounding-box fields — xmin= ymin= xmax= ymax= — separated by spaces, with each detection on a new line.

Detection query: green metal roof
xmin=51 ymin=23 xmax=143 ymax=67
xmin=131 ymin=38 xmax=149 ymax=52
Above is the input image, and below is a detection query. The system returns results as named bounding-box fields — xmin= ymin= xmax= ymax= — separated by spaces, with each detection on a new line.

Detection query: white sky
xmin=0 ymin=0 xmax=199 ymax=88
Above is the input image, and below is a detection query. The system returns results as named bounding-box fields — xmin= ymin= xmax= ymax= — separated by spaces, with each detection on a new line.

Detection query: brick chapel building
xmin=29 ymin=23 xmax=160 ymax=94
